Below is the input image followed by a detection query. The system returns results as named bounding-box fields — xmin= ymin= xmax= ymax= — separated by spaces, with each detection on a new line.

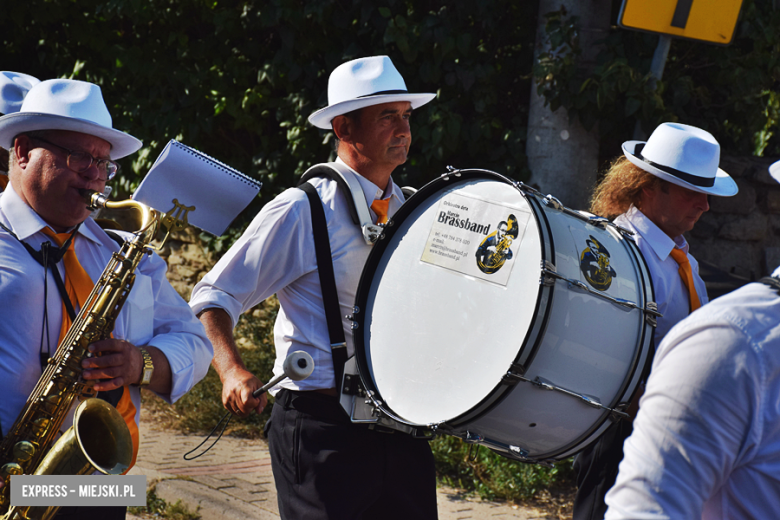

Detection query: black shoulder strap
xmin=298 ymin=165 xmax=361 ymax=226
xmin=0 ymin=222 xmax=78 ymax=321
xmin=298 ymin=182 xmax=348 ymax=395
xmin=103 ymin=229 xmax=126 ymax=248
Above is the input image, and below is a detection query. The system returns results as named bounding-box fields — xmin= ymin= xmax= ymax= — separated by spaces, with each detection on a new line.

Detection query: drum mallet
xmin=184 ymin=350 xmax=314 ymax=460
xmin=252 ymin=350 xmax=315 ymax=398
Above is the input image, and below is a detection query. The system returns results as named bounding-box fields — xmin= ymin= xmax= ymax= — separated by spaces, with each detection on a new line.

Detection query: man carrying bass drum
xmin=190 ymin=55 xmax=439 ymax=519
xmin=572 ymin=122 xmax=738 ymax=520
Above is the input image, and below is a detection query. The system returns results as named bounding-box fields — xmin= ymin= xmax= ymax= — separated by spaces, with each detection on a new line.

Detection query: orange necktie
xmin=42 ymin=228 xmax=95 ymax=337
xmin=41 ymin=227 xmax=140 ymax=470
xmin=669 ymin=247 xmax=701 ymax=313
xmin=371 ymin=199 xmax=389 ymax=225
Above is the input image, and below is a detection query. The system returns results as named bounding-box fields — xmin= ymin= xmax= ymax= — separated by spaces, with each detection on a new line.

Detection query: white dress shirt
xmin=0 ymin=185 xmax=213 ymax=436
xmin=605 ymin=267 xmax=780 ymax=520
xmin=614 ymin=205 xmax=708 ymax=344
xmin=189 ymin=159 xmax=404 ymax=392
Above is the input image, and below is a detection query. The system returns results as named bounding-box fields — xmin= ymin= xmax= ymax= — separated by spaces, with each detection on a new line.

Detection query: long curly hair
xmin=589 ymin=156 xmax=663 ymax=219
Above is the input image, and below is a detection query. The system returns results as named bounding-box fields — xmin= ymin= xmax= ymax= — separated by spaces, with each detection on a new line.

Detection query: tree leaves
xmin=1 ymin=0 xmax=539 ymax=239
xmin=534 ymin=0 xmax=780 ymax=157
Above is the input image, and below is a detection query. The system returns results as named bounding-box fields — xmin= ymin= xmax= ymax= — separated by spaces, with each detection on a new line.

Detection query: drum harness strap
xmin=297 ymin=162 xmax=382 ymax=398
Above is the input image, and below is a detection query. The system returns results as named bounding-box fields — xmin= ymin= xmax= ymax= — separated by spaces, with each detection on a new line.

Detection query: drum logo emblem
xmin=579 ymin=236 xmax=617 ymax=291
xmin=475 ymin=214 xmax=519 ymax=274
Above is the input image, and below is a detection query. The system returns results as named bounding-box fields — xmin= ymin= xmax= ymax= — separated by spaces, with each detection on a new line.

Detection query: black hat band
xmin=636 ymin=143 xmax=716 ymax=188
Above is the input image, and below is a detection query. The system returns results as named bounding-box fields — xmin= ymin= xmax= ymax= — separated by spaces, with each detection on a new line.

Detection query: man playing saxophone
xmin=0 ymin=78 xmax=213 ymax=520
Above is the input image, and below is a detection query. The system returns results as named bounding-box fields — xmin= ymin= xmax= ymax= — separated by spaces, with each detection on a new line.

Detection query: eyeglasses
xmin=31 ymin=136 xmax=119 ymax=181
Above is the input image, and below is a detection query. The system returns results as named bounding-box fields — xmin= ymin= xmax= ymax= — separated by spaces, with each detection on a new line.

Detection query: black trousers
xmin=572 ymin=419 xmax=634 ymax=520
xmin=268 ymin=389 xmax=438 ymax=520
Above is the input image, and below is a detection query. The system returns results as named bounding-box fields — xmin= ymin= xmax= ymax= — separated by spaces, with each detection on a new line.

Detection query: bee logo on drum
xmin=579 ymin=236 xmax=617 ymax=291
xmin=475 ymin=214 xmax=519 ymax=275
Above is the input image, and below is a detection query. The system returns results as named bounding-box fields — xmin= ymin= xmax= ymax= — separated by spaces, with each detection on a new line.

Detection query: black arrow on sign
xmin=671 ymin=0 xmax=694 ymax=28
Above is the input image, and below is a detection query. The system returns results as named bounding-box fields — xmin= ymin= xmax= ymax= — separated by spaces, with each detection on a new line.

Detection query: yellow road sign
xmin=618 ymin=0 xmax=744 ymax=45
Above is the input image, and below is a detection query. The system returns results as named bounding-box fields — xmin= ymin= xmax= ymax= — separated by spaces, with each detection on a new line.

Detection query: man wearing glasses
xmin=0 ymin=79 xmax=212 ymax=519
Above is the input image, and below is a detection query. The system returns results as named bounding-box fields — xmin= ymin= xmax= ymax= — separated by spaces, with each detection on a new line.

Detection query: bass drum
xmin=352 ymin=169 xmax=656 ymax=463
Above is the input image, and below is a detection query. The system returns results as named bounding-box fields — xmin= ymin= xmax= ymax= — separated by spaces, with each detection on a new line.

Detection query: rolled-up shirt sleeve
xmin=605 ymin=318 xmax=765 ymax=519
xmin=189 ymin=188 xmax=314 ymax=328
xmin=138 ymin=249 xmax=214 ymax=403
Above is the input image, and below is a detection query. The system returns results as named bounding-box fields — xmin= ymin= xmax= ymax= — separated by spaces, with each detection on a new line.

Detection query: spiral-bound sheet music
xmin=133 ymin=140 xmax=262 ymax=236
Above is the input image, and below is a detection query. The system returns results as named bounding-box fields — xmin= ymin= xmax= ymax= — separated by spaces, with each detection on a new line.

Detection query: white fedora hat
xmin=0 ymin=78 xmax=142 ymax=159
xmin=770 ymin=160 xmax=780 ymax=184
xmin=622 ymin=122 xmax=737 ymax=197
xmin=0 ymin=72 xmax=41 ymax=115
xmin=308 ymin=55 xmax=435 ymax=129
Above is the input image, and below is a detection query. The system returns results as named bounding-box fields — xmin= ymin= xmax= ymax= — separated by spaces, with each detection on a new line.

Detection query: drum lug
xmin=509 ymin=445 xmax=530 ymax=459
xmin=587 ymin=215 xmax=610 ymax=226
xmin=441 ymin=166 xmax=463 ymax=181
xmin=540 ymin=260 xmax=557 ymax=286
xmin=644 ymin=302 xmax=660 ymax=327
xmin=610 ymin=402 xmax=631 ymax=423
xmin=464 ymin=431 xmax=484 ymax=444
xmin=542 ymin=194 xmax=563 ymax=210
xmin=501 ymin=362 xmax=526 ymax=386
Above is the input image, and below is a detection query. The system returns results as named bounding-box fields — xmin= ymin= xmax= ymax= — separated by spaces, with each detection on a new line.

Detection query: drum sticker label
xmin=579 ymin=235 xmax=617 ymax=291
xmin=421 ymin=193 xmax=530 ymax=286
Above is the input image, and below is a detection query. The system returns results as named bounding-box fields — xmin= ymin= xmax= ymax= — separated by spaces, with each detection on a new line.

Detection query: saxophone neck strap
xmin=0 ymin=222 xmax=79 ymax=321
xmin=759 ymin=275 xmax=780 ymax=294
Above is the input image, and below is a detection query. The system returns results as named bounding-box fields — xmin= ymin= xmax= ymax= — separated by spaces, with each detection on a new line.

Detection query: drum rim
xmin=352 ymin=168 xmax=550 ymax=428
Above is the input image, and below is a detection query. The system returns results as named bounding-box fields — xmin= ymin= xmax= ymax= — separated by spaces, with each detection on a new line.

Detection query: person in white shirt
xmin=572 ymin=122 xmax=738 ymax=520
xmin=0 ymin=78 xmax=212 ymax=520
xmin=190 ymin=56 xmax=438 ymax=519
xmin=603 ymin=159 xmax=780 ymax=520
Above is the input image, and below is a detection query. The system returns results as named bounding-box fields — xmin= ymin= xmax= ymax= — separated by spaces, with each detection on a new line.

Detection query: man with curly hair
xmin=572 ymin=122 xmax=738 ymax=520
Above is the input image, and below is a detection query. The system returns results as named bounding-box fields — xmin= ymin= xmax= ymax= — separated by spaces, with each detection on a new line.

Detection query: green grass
xmin=128 ymin=485 xmax=200 ymax=520
xmin=432 ymin=435 xmax=575 ymax=502
xmin=144 ymin=296 xmax=575 ymax=503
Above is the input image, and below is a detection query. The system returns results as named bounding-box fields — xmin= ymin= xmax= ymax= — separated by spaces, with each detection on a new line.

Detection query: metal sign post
xmin=621 ymin=0 xmax=745 ymax=138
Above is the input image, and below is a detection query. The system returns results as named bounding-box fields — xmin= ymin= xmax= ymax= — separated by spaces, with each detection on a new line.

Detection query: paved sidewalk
xmin=126 ymin=422 xmax=558 ymax=520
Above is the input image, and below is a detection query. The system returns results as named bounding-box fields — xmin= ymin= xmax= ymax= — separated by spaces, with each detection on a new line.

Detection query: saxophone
xmin=0 ymin=191 xmax=163 ymax=520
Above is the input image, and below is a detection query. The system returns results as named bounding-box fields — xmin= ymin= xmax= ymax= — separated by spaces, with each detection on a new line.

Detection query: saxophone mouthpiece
xmin=79 ymin=189 xmax=108 ymax=210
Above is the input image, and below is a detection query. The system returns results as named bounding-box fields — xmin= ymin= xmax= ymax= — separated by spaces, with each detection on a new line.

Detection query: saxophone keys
xmin=32 ymin=418 xmax=50 ymax=436
xmin=0 ymin=462 xmax=23 ymax=478
xmin=12 ymin=441 xmax=35 ymax=463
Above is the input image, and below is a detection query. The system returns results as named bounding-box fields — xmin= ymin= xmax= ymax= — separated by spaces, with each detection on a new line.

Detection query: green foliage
xmin=128 ymin=485 xmax=200 ymax=520
xmin=533 ymin=0 xmax=780 ymax=157
xmin=1 ymin=0 xmax=538 ymax=243
xmin=433 ymin=435 xmax=574 ymax=502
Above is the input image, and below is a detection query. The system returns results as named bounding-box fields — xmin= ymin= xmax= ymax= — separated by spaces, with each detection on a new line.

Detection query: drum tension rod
xmin=540 ymin=193 xmax=635 ymax=237
xmin=541 ymin=265 xmax=662 ymax=320
xmin=515 ymin=375 xmax=631 ymax=421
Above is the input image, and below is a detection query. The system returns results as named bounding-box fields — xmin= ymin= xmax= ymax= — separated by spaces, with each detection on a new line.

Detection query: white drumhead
xmin=359 ymin=176 xmax=542 ymax=425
